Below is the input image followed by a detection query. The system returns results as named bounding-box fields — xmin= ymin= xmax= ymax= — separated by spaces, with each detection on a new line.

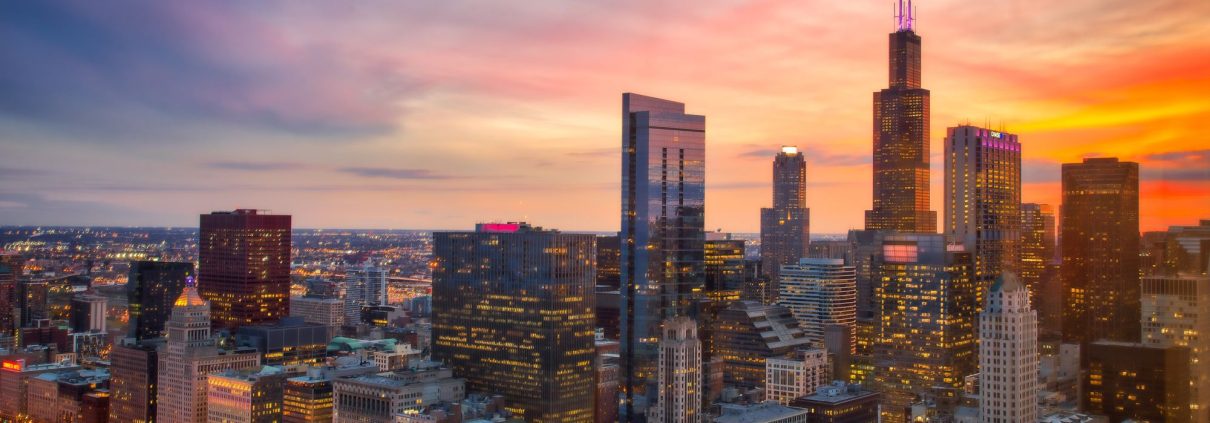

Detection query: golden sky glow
xmin=0 ymin=0 xmax=1207 ymax=232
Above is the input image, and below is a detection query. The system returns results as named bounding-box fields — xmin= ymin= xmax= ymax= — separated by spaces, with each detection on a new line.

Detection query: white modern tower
xmin=344 ymin=264 xmax=388 ymax=323
xmin=778 ymin=258 xmax=857 ymax=353
xmin=650 ymin=317 xmax=702 ymax=423
xmin=978 ymin=273 xmax=1038 ymax=423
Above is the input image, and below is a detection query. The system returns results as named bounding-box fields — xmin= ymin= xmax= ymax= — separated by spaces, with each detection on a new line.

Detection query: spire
xmin=896 ymin=0 xmax=916 ymax=32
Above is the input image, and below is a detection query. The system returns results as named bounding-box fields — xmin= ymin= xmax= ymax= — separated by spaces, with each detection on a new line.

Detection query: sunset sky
xmin=2 ymin=0 xmax=1208 ymax=233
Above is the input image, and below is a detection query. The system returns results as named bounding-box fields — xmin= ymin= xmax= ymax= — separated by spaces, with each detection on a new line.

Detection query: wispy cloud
xmin=338 ymin=167 xmax=451 ymax=180
xmin=206 ymin=161 xmax=311 ymax=171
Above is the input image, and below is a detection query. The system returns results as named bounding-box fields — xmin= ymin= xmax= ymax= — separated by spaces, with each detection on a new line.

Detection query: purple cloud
xmin=338 ymin=167 xmax=451 ymax=180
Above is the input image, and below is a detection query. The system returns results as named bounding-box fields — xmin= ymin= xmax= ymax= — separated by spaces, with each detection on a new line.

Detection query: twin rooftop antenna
xmin=895 ymin=0 xmax=917 ymax=32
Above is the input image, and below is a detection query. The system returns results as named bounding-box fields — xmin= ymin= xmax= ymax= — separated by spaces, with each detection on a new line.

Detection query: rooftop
xmin=716 ymin=402 xmax=807 ymax=423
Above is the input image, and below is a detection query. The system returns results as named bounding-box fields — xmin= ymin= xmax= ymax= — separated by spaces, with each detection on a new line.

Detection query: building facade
xmin=944 ymin=125 xmax=1021 ymax=307
xmin=649 ymin=317 xmax=701 ymax=423
xmin=127 ymin=261 xmax=193 ymax=341
xmin=156 ymin=284 xmax=261 ymax=423
xmin=198 ymin=209 xmax=292 ymax=330
xmin=432 ymin=223 xmax=596 ymax=422
xmin=1060 ymin=158 xmax=1140 ymax=344
xmin=715 ymin=301 xmax=813 ymax=388
xmin=761 ymin=146 xmax=810 ymax=283
xmin=1081 ymin=341 xmax=1191 ymax=422
xmin=777 ymin=258 xmax=857 ymax=352
xmin=1019 ymin=203 xmax=1059 ymax=337
xmin=865 ymin=1 xmax=936 ymax=233
xmin=331 ymin=365 xmax=465 ymax=422
xmin=290 ymin=295 xmax=345 ymax=328
xmin=791 ymin=381 xmax=882 ymax=423
xmin=766 ymin=348 xmax=830 ymax=405
xmin=978 ymin=274 xmax=1039 ymax=423
xmin=1142 ymin=274 xmax=1210 ymax=423
xmin=619 ymin=93 xmax=706 ymax=421
xmin=108 ymin=339 xmax=162 ymax=423
xmin=344 ymin=264 xmax=388 ymax=324
xmin=206 ymin=366 xmax=285 ymax=423
xmin=872 ymin=234 xmax=977 ymax=423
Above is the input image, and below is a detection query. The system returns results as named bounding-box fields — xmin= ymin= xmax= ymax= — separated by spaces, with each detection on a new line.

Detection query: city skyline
xmin=2 ymin=1 xmax=1208 ymax=233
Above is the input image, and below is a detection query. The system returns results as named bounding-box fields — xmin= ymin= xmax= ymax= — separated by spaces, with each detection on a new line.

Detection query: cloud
xmin=0 ymin=1 xmax=424 ymax=139
xmin=338 ymin=167 xmax=451 ymax=180
xmin=736 ymin=145 xmax=869 ymax=166
xmin=206 ymin=161 xmax=311 ymax=171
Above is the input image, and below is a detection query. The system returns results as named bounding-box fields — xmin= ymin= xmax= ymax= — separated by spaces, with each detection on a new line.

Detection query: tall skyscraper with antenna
xmin=865 ymin=0 xmax=936 ymax=233
xmin=761 ymin=146 xmax=810 ymax=287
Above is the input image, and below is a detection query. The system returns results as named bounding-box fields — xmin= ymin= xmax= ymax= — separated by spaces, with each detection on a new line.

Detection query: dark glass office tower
xmin=1060 ymin=158 xmax=1140 ymax=344
xmin=432 ymin=223 xmax=596 ymax=423
xmin=619 ymin=93 xmax=706 ymax=421
xmin=1020 ymin=204 xmax=1060 ymax=337
xmin=761 ymin=146 xmax=810 ymax=286
xmin=865 ymin=0 xmax=936 ymax=233
xmin=199 ymin=209 xmax=291 ymax=330
xmin=127 ymin=261 xmax=193 ymax=341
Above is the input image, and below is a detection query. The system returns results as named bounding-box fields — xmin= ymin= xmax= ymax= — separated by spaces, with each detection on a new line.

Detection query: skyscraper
xmin=865 ymin=0 xmax=936 ymax=233
xmin=198 ymin=209 xmax=291 ymax=330
xmin=1020 ymin=204 xmax=1059 ymax=336
xmin=70 ymin=292 xmax=107 ymax=333
xmin=872 ymin=234 xmax=977 ymax=423
xmin=978 ymin=273 xmax=1039 ymax=423
xmin=1142 ymin=274 xmax=1210 ymax=423
xmin=761 ymin=146 xmax=810 ymax=284
xmin=619 ymin=93 xmax=706 ymax=420
xmin=127 ymin=261 xmax=193 ymax=341
xmin=1060 ymin=158 xmax=1140 ymax=344
xmin=206 ymin=366 xmax=285 ymax=423
xmin=343 ymin=263 xmax=387 ymax=324
xmin=715 ymin=301 xmax=813 ymax=388
xmin=649 ymin=317 xmax=702 ymax=423
xmin=944 ymin=125 xmax=1021 ymax=305
xmin=156 ymin=282 xmax=260 ymax=423
xmin=432 ymin=222 xmax=596 ymax=422
xmin=777 ymin=258 xmax=857 ymax=352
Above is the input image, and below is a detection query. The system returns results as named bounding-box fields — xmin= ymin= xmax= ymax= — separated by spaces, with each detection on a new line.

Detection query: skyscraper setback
xmin=761 ymin=146 xmax=810 ymax=284
xmin=1060 ymin=158 xmax=1140 ymax=344
xmin=619 ymin=93 xmax=706 ymax=421
xmin=198 ymin=209 xmax=292 ymax=330
xmin=865 ymin=0 xmax=936 ymax=233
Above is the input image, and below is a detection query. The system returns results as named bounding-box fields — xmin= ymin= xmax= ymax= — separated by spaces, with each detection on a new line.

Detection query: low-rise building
xmin=715 ymin=402 xmax=808 ymax=423
xmin=332 ymin=362 xmax=465 ymax=422
xmin=207 ymin=366 xmax=285 ymax=423
xmin=765 ymin=349 xmax=829 ymax=405
xmin=790 ymin=381 xmax=880 ymax=423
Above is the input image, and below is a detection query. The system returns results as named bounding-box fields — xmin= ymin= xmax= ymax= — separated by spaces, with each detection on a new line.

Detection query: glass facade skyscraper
xmin=619 ymin=93 xmax=706 ymax=421
xmin=865 ymin=10 xmax=936 ymax=233
xmin=1060 ymin=158 xmax=1140 ymax=344
xmin=871 ymin=234 xmax=976 ymax=423
xmin=127 ymin=260 xmax=193 ymax=341
xmin=431 ymin=222 xmax=596 ymax=422
xmin=944 ymin=125 xmax=1021 ymax=307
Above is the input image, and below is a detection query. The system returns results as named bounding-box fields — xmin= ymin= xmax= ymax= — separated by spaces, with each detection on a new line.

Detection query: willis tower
xmin=865 ymin=0 xmax=936 ymax=233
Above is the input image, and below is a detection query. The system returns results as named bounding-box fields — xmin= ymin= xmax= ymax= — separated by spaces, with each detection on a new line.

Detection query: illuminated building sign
xmin=883 ymin=243 xmax=918 ymax=263
xmin=2 ymin=360 xmax=24 ymax=372
xmin=990 ymin=131 xmax=1002 ymax=139
xmin=478 ymin=223 xmax=521 ymax=233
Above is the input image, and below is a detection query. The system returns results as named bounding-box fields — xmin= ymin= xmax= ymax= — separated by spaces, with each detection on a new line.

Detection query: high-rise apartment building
xmin=715 ymin=301 xmax=813 ymax=388
xmin=1082 ymin=341 xmax=1192 ymax=422
xmin=649 ymin=317 xmax=702 ymax=423
xmin=872 ymin=234 xmax=977 ymax=423
xmin=865 ymin=0 xmax=936 ymax=233
xmin=761 ymin=146 xmax=810 ymax=284
xmin=1020 ymin=203 xmax=1059 ymax=336
xmin=198 ymin=209 xmax=291 ymax=330
xmin=619 ymin=93 xmax=706 ymax=420
xmin=206 ymin=366 xmax=285 ymax=423
xmin=777 ymin=258 xmax=857 ymax=352
xmin=765 ymin=348 xmax=830 ymax=405
xmin=978 ymin=274 xmax=1039 ymax=423
xmin=432 ymin=222 xmax=596 ymax=422
xmin=1142 ymin=274 xmax=1210 ymax=423
xmin=1060 ymin=158 xmax=1140 ymax=344
xmin=289 ymin=295 xmax=344 ymax=328
xmin=343 ymin=264 xmax=388 ymax=324
xmin=127 ymin=261 xmax=193 ymax=341
xmin=156 ymin=283 xmax=260 ymax=423
xmin=944 ymin=125 xmax=1021 ymax=305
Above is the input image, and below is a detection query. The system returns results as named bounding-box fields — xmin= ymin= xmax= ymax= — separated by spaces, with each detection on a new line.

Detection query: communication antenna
xmin=895 ymin=0 xmax=916 ymax=31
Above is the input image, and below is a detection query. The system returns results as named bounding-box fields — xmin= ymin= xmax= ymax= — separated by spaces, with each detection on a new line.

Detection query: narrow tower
xmin=979 ymin=273 xmax=1039 ymax=423
xmin=761 ymin=146 xmax=810 ymax=287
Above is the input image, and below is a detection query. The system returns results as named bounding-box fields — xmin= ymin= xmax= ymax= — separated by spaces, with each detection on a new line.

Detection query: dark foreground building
xmin=432 ymin=222 xmax=596 ymax=422
xmin=1081 ymin=341 xmax=1191 ymax=422
xmin=127 ymin=261 xmax=193 ymax=341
